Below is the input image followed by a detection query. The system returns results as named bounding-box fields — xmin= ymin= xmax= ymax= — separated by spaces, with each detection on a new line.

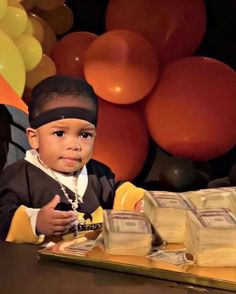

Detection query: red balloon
xmin=145 ymin=57 xmax=236 ymax=161
xmin=51 ymin=31 xmax=97 ymax=77
xmin=93 ymin=99 xmax=149 ymax=180
xmin=106 ymin=0 xmax=206 ymax=66
xmin=84 ymin=29 xmax=159 ymax=104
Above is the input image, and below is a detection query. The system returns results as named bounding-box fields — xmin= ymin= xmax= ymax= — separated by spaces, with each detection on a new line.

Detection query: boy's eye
xmin=80 ymin=132 xmax=92 ymax=139
xmin=54 ymin=131 xmax=64 ymax=137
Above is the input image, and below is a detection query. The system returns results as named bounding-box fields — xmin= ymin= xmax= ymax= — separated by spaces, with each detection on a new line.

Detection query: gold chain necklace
xmin=36 ymin=156 xmax=84 ymax=236
xmin=50 ymin=169 xmax=84 ymax=236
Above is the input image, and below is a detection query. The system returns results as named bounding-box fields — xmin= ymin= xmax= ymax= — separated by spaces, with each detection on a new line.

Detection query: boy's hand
xmin=36 ymin=195 xmax=76 ymax=236
xmin=134 ymin=199 xmax=144 ymax=212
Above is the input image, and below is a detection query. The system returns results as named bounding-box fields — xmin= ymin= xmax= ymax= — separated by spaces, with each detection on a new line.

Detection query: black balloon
xmin=207 ymin=177 xmax=230 ymax=188
xmin=229 ymin=163 xmax=236 ymax=185
xmin=159 ymin=157 xmax=198 ymax=192
xmin=65 ymin=0 xmax=109 ymax=35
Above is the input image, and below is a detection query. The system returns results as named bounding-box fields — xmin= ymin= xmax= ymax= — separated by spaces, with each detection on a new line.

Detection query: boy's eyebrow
xmin=50 ymin=125 xmax=69 ymax=130
xmin=80 ymin=126 xmax=96 ymax=132
xmin=50 ymin=124 xmax=96 ymax=131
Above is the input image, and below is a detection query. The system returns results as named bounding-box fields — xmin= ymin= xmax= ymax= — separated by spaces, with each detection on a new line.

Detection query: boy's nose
xmin=68 ymin=143 xmax=81 ymax=151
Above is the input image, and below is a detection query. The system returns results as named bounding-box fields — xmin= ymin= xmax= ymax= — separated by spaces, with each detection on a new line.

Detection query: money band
xmin=30 ymin=107 xmax=97 ymax=128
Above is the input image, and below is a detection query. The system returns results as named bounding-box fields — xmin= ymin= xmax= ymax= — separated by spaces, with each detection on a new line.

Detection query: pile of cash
xmin=143 ymin=191 xmax=195 ymax=243
xmin=184 ymin=187 xmax=236 ymax=215
xmin=186 ymin=208 xmax=236 ymax=266
xmin=102 ymin=210 xmax=153 ymax=256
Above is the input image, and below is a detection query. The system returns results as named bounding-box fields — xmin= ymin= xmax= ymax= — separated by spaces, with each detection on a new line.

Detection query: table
xmin=0 ymin=241 xmax=233 ymax=294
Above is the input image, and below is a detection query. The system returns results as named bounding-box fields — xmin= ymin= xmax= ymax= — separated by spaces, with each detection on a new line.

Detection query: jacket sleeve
xmin=0 ymin=160 xmax=44 ymax=243
xmin=6 ymin=205 xmax=44 ymax=244
xmin=113 ymin=181 xmax=145 ymax=211
xmin=0 ymin=177 xmax=44 ymax=243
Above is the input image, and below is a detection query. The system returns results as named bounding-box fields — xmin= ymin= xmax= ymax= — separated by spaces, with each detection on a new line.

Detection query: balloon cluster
xmin=1 ymin=0 xmax=236 ymax=183
xmin=0 ymin=0 xmax=74 ymax=97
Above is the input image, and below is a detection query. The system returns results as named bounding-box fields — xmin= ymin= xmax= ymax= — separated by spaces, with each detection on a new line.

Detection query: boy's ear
xmin=26 ymin=128 xmax=39 ymax=149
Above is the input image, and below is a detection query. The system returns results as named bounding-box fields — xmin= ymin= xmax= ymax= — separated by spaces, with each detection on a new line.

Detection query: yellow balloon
xmin=7 ymin=2 xmax=24 ymax=9
xmin=24 ymin=16 xmax=34 ymax=34
xmin=8 ymin=0 xmax=23 ymax=4
xmin=26 ymin=54 xmax=56 ymax=89
xmin=24 ymin=15 xmax=44 ymax=43
xmin=0 ymin=0 xmax=7 ymax=20
xmin=15 ymin=34 xmax=43 ymax=71
xmin=0 ymin=29 xmax=25 ymax=96
xmin=36 ymin=0 xmax=65 ymax=11
xmin=0 ymin=6 xmax=28 ymax=38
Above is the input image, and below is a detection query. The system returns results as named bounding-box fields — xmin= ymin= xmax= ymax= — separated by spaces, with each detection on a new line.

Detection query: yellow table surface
xmin=38 ymin=239 xmax=236 ymax=292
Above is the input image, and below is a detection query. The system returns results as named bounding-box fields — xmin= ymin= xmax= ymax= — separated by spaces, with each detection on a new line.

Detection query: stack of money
xmin=184 ymin=187 xmax=236 ymax=216
xmin=102 ymin=210 xmax=152 ymax=256
xmin=143 ymin=191 xmax=196 ymax=243
xmin=186 ymin=208 xmax=236 ymax=266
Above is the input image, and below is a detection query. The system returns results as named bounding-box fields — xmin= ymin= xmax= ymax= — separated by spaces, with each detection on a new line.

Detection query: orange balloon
xmin=84 ymin=30 xmax=159 ymax=104
xmin=106 ymin=0 xmax=206 ymax=66
xmin=145 ymin=57 xmax=236 ymax=161
xmin=25 ymin=14 xmax=44 ymax=44
xmin=51 ymin=31 xmax=97 ymax=77
xmin=30 ymin=13 xmax=57 ymax=54
xmin=0 ymin=74 xmax=27 ymax=113
xmin=26 ymin=54 xmax=56 ymax=89
xmin=93 ymin=99 xmax=149 ymax=180
xmin=21 ymin=0 xmax=36 ymax=11
xmin=33 ymin=4 xmax=74 ymax=35
xmin=35 ymin=0 xmax=65 ymax=11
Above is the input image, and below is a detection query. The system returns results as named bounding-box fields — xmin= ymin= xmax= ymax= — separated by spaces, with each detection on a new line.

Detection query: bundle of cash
xmin=143 ymin=191 xmax=196 ymax=243
xmin=186 ymin=208 xmax=236 ymax=266
xmin=184 ymin=187 xmax=236 ymax=216
xmin=102 ymin=210 xmax=152 ymax=256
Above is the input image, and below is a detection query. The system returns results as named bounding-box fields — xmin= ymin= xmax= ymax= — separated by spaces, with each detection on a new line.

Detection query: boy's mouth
xmin=62 ymin=157 xmax=82 ymax=163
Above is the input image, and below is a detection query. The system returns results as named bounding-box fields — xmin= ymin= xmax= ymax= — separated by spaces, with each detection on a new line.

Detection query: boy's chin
xmin=53 ymin=165 xmax=83 ymax=174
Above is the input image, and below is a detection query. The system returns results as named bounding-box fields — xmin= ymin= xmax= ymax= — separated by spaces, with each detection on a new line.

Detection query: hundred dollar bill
xmin=196 ymin=208 xmax=236 ymax=228
xmin=147 ymin=249 xmax=194 ymax=266
xmin=65 ymin=239 xmax=96 ymax=254
xmin=147 ymin=191 xmax=196 ymax=209
xmin=105 ymin=210 xmax=151 ymax=234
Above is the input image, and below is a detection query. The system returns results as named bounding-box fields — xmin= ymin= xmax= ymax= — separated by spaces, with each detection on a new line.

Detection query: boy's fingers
xmin=44 ymin=195 xmax=60 ymax=210
xmin=52 ymin=210 xmax=76 ymax=219
xmin=51 ymin=216 xmax=76 ymax=226
xmin=52 ymin=225 xmax=71 ymax=234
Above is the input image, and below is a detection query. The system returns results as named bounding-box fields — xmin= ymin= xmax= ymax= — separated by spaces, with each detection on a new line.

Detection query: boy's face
xmin=27 ymin=118 xmax=96 ymax=173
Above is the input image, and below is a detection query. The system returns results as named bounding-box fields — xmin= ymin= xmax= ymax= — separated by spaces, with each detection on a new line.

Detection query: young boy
xmin=0 ymin=75 xmax=144 ymax=244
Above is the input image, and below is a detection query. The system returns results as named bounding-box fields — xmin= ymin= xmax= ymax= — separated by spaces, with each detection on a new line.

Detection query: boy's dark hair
xmin=28 ymin=75 xmax=98 ymax=125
